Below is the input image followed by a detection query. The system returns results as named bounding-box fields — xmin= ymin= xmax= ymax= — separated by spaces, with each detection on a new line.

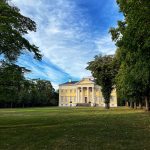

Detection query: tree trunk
xmin=105 ymin=103 xmax=110 ymax=109
xmin=126 ymin=101 xmax=129 ymax=107
xmin=130 ymin=102 xmax=134 ymax=109
xmin=128 ymin=101 xmax=130 ymax=107
xmin=134 ymin=102 xmax=137 ymax=109
xmin=145 ymin=97 xmax=150 ymax=111
xmin=139 ymin=100 xmax=142 ymax=109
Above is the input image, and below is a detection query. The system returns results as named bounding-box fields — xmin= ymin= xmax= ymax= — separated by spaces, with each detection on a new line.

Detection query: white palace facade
xmin=59 ymin=77 xmax=117 ymax=107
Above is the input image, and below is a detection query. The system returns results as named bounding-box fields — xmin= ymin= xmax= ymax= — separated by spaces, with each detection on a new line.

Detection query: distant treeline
xmin=0 ymin=61 xmax=59 ymax=108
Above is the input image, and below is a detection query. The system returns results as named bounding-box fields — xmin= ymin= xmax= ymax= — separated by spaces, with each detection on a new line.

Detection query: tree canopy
xmin=0 ymin=0 xmax=42 ymax=62
xmin=0 ymin=61 xmax=58 ymax=108
xmin=0 ymin=1 xmax=59 ymax=108
xmin=87 ymin=55 xmax=118 ymax=109
xmin=109 ymin=0 xmax=150 ymax=110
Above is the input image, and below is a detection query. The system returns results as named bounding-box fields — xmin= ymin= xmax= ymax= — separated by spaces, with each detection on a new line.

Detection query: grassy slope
xmin=0 ymin=107 xmax=150 ymax=150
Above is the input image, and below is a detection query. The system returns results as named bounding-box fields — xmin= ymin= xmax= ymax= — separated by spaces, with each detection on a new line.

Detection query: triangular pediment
xmin=76 ymin=78 xmax=95 ymax=85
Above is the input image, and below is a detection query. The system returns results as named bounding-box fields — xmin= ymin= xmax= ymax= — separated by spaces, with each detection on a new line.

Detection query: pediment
xmin=76 ymin=78 xmax=95 ymax=85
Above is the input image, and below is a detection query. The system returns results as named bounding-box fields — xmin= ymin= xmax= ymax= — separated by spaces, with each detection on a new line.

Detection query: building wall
xmin=59 ymin=82 xmax=117 ymax=107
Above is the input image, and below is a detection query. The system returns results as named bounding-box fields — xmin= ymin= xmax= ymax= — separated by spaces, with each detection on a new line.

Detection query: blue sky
xmin=11 ymin=0 xmax=123 ymax=89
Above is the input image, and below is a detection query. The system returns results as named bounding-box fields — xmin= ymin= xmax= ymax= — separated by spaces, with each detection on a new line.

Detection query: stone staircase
xmin=76 ymin=103 xmax=91 ymax=107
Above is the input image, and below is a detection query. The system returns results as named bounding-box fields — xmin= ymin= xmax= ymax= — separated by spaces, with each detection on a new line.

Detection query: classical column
xmin=81 ymin=87 xmax=83 ymax=103
xmin=78 ymin=87 xmax=80 ymax=103
xmin=92 ymin=87 xmax=95 ymax=104
xmin=87 ymin=87 xmax=89 ymax=102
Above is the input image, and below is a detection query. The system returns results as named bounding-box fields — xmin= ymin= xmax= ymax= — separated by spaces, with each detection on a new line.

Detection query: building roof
xmin=59 ymin=81 xmax=79 ymax=86
xmin=59 ymin=77 xmax=96 ymax=86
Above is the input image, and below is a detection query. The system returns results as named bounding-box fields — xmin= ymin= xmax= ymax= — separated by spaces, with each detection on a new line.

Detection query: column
xmin=81 ymin=87 xmax=83 ymax=103
xmin=87 ymin=87 xmax=89 ymax=102
xmin=78 ymin=88 xmax=80 ymax=103
xmin=92 ymin=87 xmax=95 ymax=104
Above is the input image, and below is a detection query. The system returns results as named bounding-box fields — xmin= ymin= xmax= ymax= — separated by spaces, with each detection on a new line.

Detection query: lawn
xmin=0 ymin=107 xmax=150 ymax=150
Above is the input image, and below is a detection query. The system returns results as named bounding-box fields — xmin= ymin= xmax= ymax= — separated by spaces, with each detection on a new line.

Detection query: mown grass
xmin=0 ymin=107 xmax=150 ymax=150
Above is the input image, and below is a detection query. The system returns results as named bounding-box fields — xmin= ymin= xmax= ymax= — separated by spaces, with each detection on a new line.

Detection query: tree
xmin=109 ymin=0 xmax=150 ymax=110
xmin=0 ymin=63 xmax=59 ymax=108
xmin=87 ymin=55 xmax=118 ymax=109
xmin=0 ymin=61 xmax=27 ymax=107
xmin=0 ymin=0 xmax=42 ymax=62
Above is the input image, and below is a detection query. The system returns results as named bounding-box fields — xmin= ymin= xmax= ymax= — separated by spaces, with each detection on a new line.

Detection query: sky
xmin=11 ymin=0 xmax=123 ymax=89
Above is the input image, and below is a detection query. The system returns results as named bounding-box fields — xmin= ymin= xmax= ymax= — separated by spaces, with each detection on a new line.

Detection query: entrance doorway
xmin=85 ymin=97 xmax=87 ymax=103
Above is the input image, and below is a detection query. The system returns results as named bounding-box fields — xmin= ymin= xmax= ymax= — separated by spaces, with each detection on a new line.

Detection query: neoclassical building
xmin=59 ymin=77 xmax=117 ymax=107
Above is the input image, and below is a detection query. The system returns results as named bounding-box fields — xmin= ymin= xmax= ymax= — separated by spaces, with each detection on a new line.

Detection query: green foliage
xmin=109 ymin=0 xmax=150 ymax=109
xmin=0 ymin=0 xmax=42 ymax=62
xmin=0 ymin=62 xmax=58 ymax=108
xmin=0 ymin=61 xmax=25 ymax=105
xmin=87 ymin=55 xmax=118 ymax=109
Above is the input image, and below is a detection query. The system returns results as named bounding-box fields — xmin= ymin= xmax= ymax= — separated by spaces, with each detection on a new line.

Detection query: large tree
xmin=0 ymin=61 xmax=28 ymax=107
xmin=87 ymin=55 xmax=118 ymax=109
xmin=109 ymin=0 xmax=150 ymax=110
xmin=0 ymin=0 xmax=42 ymax=62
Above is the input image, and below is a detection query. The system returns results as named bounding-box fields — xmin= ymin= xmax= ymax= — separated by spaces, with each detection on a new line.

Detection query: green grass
xmin=0 ymin=107 xmax=150 ymax=150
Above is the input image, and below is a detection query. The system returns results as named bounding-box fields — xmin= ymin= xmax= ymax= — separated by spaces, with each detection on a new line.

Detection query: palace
xmin=59 ymin=77 xmax=117 ymax=107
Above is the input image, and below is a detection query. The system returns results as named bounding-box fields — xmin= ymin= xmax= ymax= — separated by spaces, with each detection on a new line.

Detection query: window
xmin=70 ymin=89 xmax=72 ymax=93
xmin=102 ymin=97 xmax=105 ymax=102
xmin=110 ymin=96 xmax=115 ymax=101
xmin=96 ymin=97 xmax=99 ymax=102
xmin=61 ymin=96 xmax=63 ymax=102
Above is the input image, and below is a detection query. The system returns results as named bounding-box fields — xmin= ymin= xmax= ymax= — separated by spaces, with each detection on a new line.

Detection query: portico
xmin=76 ymin=86 xmax=95 ymax=105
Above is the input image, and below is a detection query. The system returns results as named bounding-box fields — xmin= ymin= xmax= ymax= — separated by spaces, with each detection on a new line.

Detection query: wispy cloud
xmin=11 ymin=0 xmax=123 ymax=89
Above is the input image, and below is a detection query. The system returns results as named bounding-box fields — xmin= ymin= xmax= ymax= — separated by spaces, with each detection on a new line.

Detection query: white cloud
xmin=95 ymin=35 xmax=116 ymax=55
xmin=12 ymin=0 xmax=117 ymax=88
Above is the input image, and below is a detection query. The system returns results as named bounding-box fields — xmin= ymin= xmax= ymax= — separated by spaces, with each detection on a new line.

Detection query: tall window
xmin=110 ymin=96 xmax=115 ymax=101
xmin=61 ymin=96 xmax=63 ymax=102
xmin=65 ymin=97 xmax=67 ymax=103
